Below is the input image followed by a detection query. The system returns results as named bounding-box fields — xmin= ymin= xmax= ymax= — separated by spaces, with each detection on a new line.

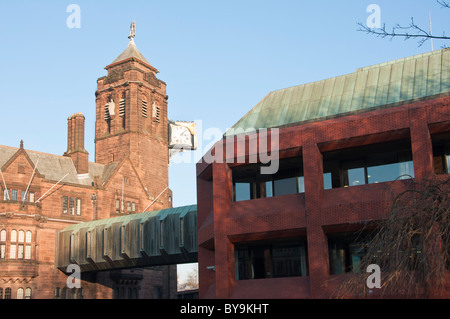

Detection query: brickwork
xmin=197 ymin=95 xmax=450 ymax=299
xmin=0 ymin=37 xmax=175 ymax=299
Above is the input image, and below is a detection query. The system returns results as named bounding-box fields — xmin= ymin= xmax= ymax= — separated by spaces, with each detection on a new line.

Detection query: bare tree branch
xmin=331 ymin=176 xmax=450 ymax=299
xmin=358 ymin=0 xmax=450 ymax=47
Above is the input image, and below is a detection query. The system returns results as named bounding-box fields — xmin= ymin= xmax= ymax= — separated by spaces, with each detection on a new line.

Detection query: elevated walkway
xmin=56 ymin=205 xmax=198 ymax=272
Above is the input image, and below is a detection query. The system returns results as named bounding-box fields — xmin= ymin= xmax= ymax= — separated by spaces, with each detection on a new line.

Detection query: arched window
xmin=25 ymin=288 xmax=32 ymax=299
xmin=11 ymin=230 xmax=17 ymax=242
xmin=0 ymin=229 xmax=6 ymax=241
xmin=17 ymin=288 xmax=24 ymax=299
xmin=4 ymin=288 xmax=11 ymax=299
xmin=25 ymin=231 xmax=32 ymax=243
xmin=18 ymin=230 xmax=24 ymax=242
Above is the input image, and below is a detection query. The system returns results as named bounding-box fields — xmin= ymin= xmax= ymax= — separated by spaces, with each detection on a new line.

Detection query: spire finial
xmin=128 ymin=21 xmax=136 ymax=42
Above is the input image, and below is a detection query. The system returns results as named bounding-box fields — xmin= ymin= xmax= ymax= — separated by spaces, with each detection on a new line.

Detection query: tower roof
xmin=106 ymin=23 xmax=158 ymax=73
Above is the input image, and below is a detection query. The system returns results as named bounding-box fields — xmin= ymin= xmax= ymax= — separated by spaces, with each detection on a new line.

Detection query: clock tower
xmin=95 ymin=23 xmax=171 ymax=206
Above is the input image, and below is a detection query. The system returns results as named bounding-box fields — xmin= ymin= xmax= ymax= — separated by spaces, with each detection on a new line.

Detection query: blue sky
xmin=1 ymin=0 xmax=449 ymax=282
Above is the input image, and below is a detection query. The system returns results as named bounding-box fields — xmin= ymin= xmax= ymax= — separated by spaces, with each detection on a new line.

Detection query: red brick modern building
xmin=0 ymin=30 xmax=177 ymax=299
xmin=196 ymin=49 xmax=450 ymax=299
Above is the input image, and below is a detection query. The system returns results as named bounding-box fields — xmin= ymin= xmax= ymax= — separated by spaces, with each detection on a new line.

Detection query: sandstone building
xmin=0 ymin=28 xmax=177 ymax=299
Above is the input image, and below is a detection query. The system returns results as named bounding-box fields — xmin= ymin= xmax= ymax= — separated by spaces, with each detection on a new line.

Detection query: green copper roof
xmin=61 ymin=204 xmax=197 ymax=233
xmin=227 ymin=48 xmax=450 ymax=136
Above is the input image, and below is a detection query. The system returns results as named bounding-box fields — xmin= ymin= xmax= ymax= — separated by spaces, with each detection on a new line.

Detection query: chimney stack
xmin=65 ymin=112 xmax=89 ymax=174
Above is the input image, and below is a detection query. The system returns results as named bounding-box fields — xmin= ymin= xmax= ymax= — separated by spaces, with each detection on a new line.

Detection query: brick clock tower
xmin=95 ymin=24 xmax=170 ymax=205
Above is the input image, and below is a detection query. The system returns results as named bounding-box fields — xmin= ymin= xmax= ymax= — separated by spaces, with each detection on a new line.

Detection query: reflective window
xmin=233 ymin=157 xmax=304 ymax=202
xmin=328 ymin=232 xmax=371 ymax=274
xmin=324 ymin=138 xmax=414 ymax=189
xmin=234 ymin=182 xmax=251 ymax=202
xmin=367 ymin=161 xmax=414 ymax=184
xmin=273 ymin=177 xmax=297 ymax=196
xmin=235 ymin=238 xmax=308 ymax=280
xmin=324 ymin=172 xmax=332 ymax=190
xmin=345 ymin=167 xmax=365 ymax=187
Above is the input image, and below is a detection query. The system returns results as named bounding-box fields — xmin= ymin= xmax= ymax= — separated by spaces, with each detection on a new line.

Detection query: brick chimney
xmin=65 ymin=112 xmax=89 ymax=174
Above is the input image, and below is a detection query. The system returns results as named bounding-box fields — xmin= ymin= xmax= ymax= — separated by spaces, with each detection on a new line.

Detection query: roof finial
xmin=128 ymin=21 xmax=136 ymax=42
xmin=20 ymin=140 xmax=24 ymax=149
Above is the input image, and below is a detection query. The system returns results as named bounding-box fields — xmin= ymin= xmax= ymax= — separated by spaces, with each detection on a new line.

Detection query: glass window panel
xmin=346 ymin=167 xmax=366 ymax=186
xmin=234 ymin=182 xmax=251 ymax=202
xmin=11 ymin=230 xmax=17 ymax=242
xmin=274 ymin=177 xmax=297 ymax=196
xmin=349 ymin=243 xmax=366 ymax=273
xmin=0 ymin=229 xmax=6 ymax=242
xmin=21 ymin=191 xmax=27 ymax=202
xmin=26 ymin=231 xmax=32 ymax=243
xmin=17 ymin=288 xmax=24 ymax=300
xmin=25 ymin=245 xmax=31 ymax=260
xmin=116 ymin=199 xmax=120 ymax=213
xmin=10 ymin=244 xmax=16 ymax=259
xmin=18 ymin=230 xmax=24 ymax=242
xmin=69 ymin=197 xmax=75 ymax=215
xmin=367 ymin=161 xmax=414 ymax=184
xmin=18 ymin=245 xmax=24 ymax=259
xmin=29 ymin=192 xmax=35 ymax=203
xmin=329 ymin=241 xmax=346 ymax=274
xmin=76 ymin=198 xmax=81 ymax=216
xmin=25 ymin=288 xmax=31 ymax=299
xmin=3 ymin=189 xmax=9 ymax=200
xmin=265 ymin=181 xmax=273 ymax=198
xmin=62 ymin=196 xmax=68 ymax=214
xmin=0 ymin=244 xmax=5 ymax=259
xmin=236 ymin=239 xmax=308 ymax=280
xmin=11 ymin=190 xmax=18 ymax=201
xmin=5 ymin=288 xmax=11 ymax=299
xmin=297 ymin=176 xmax=305 ymax=193
xmin=324 ymin=172 xmax=332 ymax=190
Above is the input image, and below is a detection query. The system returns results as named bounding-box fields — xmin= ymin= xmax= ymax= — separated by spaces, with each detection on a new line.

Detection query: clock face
xmin=170 ymin=125 xmax=192 ymax=147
